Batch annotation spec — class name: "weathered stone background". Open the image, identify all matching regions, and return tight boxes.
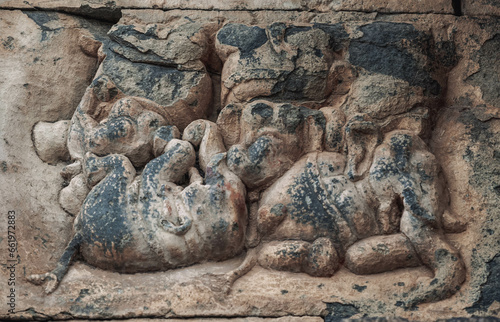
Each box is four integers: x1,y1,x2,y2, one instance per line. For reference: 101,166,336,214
0,0,498,321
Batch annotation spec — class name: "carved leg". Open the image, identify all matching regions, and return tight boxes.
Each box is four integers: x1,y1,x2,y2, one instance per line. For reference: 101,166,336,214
258,238,340,277
27,233,82,294
188,167,203,184
344,233,421,275
141,139,195,235
183,119,226,171
369,131,466,306
143,139,196,185
345,115,380,180
400,211,465,307
84,153,136,187
245,200,261,248
153,125,181,157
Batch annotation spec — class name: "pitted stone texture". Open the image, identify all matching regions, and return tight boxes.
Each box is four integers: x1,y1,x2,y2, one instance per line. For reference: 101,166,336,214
106,20,211,70
0,0,455,15
344,21,457,119
431,108,500,317
216,22,344,107
465,34,500,109
463,0,500,16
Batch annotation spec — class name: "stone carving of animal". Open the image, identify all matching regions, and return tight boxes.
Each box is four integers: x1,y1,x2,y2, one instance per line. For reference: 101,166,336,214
212,100,465,307
28,121,247,293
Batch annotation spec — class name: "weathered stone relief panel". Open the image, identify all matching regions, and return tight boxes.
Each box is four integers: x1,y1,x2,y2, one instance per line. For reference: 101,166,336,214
1,4,499,321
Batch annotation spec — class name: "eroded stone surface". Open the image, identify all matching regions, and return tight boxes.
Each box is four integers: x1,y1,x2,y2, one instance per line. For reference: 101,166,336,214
1,5,499,322
0,0,455,16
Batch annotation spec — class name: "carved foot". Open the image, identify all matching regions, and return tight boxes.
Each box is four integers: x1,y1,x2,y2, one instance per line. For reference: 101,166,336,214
27,272,59,294
201,273,233,294
188,167,203,184
153,126,181,157
61,160,82,180
202,248,259,295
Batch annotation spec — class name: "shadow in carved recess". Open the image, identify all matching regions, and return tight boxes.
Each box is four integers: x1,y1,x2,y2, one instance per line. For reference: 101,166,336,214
29,17,466,307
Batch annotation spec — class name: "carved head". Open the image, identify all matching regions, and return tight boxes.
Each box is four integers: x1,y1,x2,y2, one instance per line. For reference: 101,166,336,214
86,97,167,167
217,100,326,190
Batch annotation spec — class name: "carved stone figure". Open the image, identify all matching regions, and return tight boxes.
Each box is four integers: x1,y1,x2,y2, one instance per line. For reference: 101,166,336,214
29,120,247,293
213,99,465,306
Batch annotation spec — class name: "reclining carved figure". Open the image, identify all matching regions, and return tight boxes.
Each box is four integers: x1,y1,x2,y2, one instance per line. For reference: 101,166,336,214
29,120,247,293
214,100,465,307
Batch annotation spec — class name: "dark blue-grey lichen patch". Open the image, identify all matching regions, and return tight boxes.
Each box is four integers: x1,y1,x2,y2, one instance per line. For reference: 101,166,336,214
284,26,312,41
267,22,287,48
462,106,500,308
284,161,353,250
217,23,268,58
24,11,63,42
433,40,459,69
102,50,204,107
416,162,433,182
324,302,360,321
275,243,304,260
107,24,195,67
155,126,179,143
390,134,412,170
79,155,134,256
211,218,230,234
277,104,303,132
184,188,198,208
92,117,135,145
312,23,349,52
227,146,243,167
270,203,286,218
349,22,441,96
457,110,500,313
401,186,434,223
221,23,346,103
353,284,367,292
109,24,155,43
205,154,228,186
226,136,274,178
75,2,121,23
250,102,274,119
90,75,119,102
270,67,329,101
467,254,500,313
275,104,325,134
467,34,500,108
370,157,401,181
248,136,272,164
2,36,15,50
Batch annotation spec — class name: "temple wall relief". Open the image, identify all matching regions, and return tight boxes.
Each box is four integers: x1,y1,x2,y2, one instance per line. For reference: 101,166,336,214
0,4,499,320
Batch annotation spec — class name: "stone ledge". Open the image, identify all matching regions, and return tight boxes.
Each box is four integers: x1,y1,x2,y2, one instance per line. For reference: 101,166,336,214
0,0,455,17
